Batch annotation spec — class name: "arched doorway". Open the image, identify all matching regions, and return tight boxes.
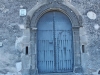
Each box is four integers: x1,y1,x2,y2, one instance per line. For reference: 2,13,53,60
37,11,73,73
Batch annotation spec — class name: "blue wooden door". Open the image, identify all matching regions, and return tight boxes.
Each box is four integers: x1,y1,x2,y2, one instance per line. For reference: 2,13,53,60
37,11,73,73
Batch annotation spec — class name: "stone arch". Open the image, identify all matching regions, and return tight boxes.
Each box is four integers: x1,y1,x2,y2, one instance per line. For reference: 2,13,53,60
22,1,83,75
26,1,82,28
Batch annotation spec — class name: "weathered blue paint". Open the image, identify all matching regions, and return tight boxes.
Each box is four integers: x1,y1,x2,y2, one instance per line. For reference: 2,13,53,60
37,11,73,73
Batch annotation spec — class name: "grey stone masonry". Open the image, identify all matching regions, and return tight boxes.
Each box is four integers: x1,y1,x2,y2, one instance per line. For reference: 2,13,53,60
0,0,100,75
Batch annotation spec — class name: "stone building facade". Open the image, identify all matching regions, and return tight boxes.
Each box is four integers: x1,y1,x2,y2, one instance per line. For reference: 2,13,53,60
0,0,100,75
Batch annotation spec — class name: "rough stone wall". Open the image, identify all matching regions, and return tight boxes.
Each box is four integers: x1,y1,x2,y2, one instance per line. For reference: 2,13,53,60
0,0,100,75
0,0,37,75
72,0,100,75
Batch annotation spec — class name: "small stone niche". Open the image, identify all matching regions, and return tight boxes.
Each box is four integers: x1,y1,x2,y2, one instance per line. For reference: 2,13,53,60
26,46,28,55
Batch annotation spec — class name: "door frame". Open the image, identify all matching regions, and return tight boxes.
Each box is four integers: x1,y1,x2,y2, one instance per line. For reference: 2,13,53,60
22,1,83,75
